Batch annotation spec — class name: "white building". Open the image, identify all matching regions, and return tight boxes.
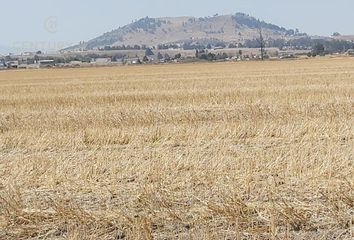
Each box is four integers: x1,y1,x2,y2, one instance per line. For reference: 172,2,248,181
69,61,83,66
91,58,112,64
6,60,19,68
346,49,354,56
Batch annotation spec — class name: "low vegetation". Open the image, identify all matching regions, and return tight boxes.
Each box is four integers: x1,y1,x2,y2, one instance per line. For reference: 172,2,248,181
0,58,353,239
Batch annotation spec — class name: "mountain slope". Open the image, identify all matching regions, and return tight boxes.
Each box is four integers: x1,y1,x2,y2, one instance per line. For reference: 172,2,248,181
67,13,304,51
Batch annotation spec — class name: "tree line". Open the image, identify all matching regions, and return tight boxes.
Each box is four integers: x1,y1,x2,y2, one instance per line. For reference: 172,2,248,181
97,37,354,55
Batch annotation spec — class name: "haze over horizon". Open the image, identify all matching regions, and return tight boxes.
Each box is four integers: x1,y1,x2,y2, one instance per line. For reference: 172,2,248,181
1,0,354,54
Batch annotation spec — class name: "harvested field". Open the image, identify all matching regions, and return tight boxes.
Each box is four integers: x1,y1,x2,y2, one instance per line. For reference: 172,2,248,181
0,58,353,239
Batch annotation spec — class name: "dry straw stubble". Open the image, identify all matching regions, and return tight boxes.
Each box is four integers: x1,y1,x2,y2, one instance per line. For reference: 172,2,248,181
0,58,353,239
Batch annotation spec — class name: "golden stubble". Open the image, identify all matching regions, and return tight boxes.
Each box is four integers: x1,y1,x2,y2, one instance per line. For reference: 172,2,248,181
0,58,353,239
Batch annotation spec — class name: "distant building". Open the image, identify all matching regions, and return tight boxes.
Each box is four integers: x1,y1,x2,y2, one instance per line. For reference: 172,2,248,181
39,60,55,67
91,58,112,64
6,61,19,69
347,49,354,56
69,61,82,66
26,64,40,69
18,64,28,69
126,58,141,65
21,52,34,56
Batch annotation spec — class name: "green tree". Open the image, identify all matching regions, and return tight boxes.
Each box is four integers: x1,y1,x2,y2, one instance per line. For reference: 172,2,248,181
157,52,164,60
145,48,154,56
312,43,325,56
164,53,171,60
257,27,266,60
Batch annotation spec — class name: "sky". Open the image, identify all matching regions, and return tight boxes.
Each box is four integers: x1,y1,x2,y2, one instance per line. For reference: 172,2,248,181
1,0,353,53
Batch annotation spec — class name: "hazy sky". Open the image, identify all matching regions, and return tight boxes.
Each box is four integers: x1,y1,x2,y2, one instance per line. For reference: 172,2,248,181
1,0,353,53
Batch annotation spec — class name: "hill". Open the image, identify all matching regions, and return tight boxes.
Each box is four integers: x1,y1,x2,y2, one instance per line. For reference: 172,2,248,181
332,35,354,42
66,13,305,51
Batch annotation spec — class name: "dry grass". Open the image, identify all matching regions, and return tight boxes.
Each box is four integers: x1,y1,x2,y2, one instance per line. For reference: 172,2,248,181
0,58,353,239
